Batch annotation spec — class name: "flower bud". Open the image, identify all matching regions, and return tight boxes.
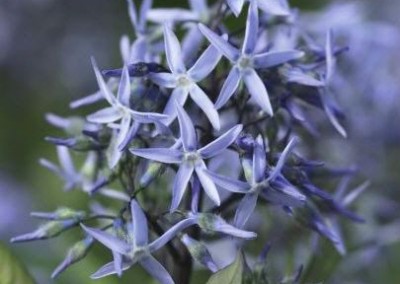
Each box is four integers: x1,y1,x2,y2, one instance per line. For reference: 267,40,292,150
30,207,86,221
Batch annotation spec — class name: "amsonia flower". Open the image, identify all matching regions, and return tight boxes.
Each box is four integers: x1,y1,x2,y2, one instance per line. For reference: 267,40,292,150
130,102,243,211
206,136,306,229
150,25,222,129
87,58,167,167
227,0,291,17
81,199,197,282
199,1,304,116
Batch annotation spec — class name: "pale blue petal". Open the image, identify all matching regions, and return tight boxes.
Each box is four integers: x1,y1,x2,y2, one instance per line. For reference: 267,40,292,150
325,29,335,83
204,170,250,193
127,0,138,32
112,251,123,277
90,261,133,279
252,135,266,183
198,24,240,62
268,137,298,181
117,65,131,106
162,87,189,125
175,102,197,151
130,199,148,246
147,8,198,23
234,193,258,228
107,131,123,169
214,216,257,239
284,68,325,87
91,57,118,105
188,44,222,82
199,124,243,159
343,181,369,206
39,158,61,177
129,37,148,63
80,224,130,255
242,0,258,55
188,0,207,12
149,72,178,88
120,35,131,64
116,116,131,149
139,255,174,284
164,25,186,74
87,107,122,124
321,91,347,137
45,113,69,129
182,25,204,64
254,50,304,68
128,109,169,124
226,0,245,17
57,146,76,178
138,0,152,33
171,163,194,212
118,120,140,151
257,0,290,16
70,91,103,109
195,161,220,206
215,67,241,109
189,84,220,130
130,148,183,164
243,69,273,115
148,218,197,251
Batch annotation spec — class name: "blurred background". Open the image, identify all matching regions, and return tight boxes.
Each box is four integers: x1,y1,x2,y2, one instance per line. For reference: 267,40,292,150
0,0,399,283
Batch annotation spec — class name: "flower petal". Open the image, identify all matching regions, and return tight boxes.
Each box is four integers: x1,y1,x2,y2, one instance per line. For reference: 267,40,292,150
254,50,304,69
268,137,298,181
325,29,335,83
149,72,178,88
91,57,118,105
195,161,220,206
198,24,240,62
112,251,123,277
138,0,152,32
226,0,245,17
214,216,257,239
175,101,197,151
164,25,186,74
252,135,266,183
188,43,222,82
117,65,131,106
116,116,131,149
199,124,243,159
234,193,258,228
215,67,241,109
162,87,189,125
80,224,130,255
257,0,290,16
87,107,122,124
139,255,174,284
243,69,273,115
90,260,133,279
242,0,259,55
57,146,76,178
189,84,220,130
130,199,149,246
70,91,103,109
204,170,250,193
171,163,195,212
118,120,140,151
130,148,183,164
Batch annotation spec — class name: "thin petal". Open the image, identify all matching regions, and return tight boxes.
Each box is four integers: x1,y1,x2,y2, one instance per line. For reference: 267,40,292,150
70,91,103,109
138,0,152,32
226,0,245,17
57,146,76,177
118,120,140,151
90,261,132,279
254,50,304,68
189,84,220,130
325,29,335,83
198,24,240,62
139,255,174,284
234,193,258,228
80,224,130,255
147,8,198,23
149,72,178,88
130,148,183,164
284,68,325,87
175,102,197,151
148,218,197,251
195,161,220,205
214,217,257,239
204,170,250,193
199,124,243,159
164,25,186,74
268,137,298,181
243,69,273,115
117,65,131,106
120,35,130,64
162,87,189,125
171,163,194,212
116,116,131,149
112,251,123,277
258,0,290,16
188,43,222,82
321,92,347,137
242,0,258,55
87,107,122,124
130,199,148,246
215,67,241,109
253,135,266,183
91,57,117,105
182,26,204,63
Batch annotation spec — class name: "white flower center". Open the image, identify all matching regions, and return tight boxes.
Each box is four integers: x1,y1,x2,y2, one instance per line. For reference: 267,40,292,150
177,75,192,87
237,55,254,71
184,151,200,165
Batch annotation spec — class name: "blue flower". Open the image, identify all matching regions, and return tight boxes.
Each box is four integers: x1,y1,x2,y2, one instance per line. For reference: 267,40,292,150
205,136,306,228
227,0,291,17
130,102,243,211
150,25,222,129
81,199,196,282
199,1,304,115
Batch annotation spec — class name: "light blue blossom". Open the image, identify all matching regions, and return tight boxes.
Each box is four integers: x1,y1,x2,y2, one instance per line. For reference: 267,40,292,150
227,0,291,17
150,25,222,129
199,1,304,115
130,102,243,211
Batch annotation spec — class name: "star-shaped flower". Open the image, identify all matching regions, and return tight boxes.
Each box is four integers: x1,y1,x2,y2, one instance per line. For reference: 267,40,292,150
87,58,167,168
205,136,306,228
130,102,243,211
81,199,196,282
199,1,304,115
150,25,222,130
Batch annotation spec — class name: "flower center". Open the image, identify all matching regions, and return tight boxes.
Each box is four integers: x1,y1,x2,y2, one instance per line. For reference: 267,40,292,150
237,55,254,70
184,151,200,164
177,75,192,87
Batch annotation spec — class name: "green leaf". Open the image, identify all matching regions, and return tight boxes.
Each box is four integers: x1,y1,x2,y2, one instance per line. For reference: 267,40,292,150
206,252,243,284
0,242,35,284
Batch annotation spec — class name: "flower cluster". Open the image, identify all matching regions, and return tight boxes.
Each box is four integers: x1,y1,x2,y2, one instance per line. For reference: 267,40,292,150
12,0,366,283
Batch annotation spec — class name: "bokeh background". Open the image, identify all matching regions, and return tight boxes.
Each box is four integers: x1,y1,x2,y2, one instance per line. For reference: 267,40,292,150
1,0,399,283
